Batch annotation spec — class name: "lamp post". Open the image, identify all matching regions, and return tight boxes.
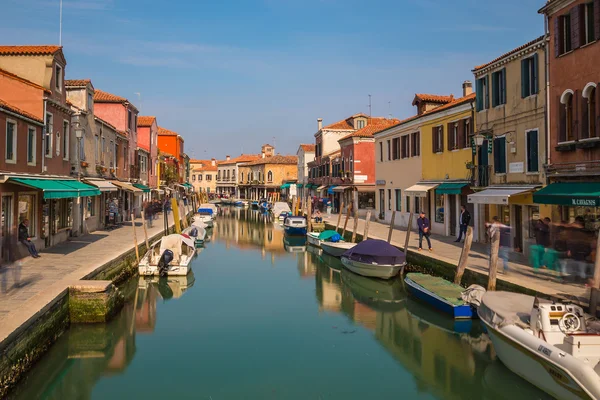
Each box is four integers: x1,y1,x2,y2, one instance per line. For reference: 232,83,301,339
75,127,84,181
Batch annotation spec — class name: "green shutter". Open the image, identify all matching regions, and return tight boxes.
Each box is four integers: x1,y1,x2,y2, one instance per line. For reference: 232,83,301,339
492,72,498,107
521,59,527,98
485,76,490,109
527,130,539,172
532,53,539,95
502,68,507,104
476,79,483,111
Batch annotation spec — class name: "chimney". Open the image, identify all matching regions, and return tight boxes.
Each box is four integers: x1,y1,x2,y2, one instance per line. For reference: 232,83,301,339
262,152,265,159
211,158,216,166
462,80,473,97
317,118,323,131
226,155,230,161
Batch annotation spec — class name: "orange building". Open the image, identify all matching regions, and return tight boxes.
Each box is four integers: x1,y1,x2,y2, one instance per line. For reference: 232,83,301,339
157,126,185,182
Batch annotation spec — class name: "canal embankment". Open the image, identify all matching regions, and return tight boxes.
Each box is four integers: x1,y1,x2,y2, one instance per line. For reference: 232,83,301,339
0,211,188,398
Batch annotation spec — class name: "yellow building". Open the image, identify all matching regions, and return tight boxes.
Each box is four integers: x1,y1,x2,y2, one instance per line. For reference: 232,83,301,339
418,90,475,237
189,159,218,193
238,155,298,200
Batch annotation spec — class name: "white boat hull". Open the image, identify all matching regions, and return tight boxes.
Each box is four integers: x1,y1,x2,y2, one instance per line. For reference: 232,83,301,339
340,257,403,279
306,232,321,247
321,242,356,257
138,261,192,276
481,319,600,400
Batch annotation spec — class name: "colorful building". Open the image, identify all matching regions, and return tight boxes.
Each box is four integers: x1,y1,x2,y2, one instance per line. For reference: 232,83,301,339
296,144,315,200
238,155,298,200
190,159,218,193
157,126,185,183
137,116,159,189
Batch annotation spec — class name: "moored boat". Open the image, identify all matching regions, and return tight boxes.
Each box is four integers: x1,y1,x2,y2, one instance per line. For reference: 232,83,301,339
340,239,405,279
272,202,291,219
478,291,600,400
138,234,195,276
182,225,207,247
404,272,484,319
321,241,357,257
306,230,342,248
283,216,307,236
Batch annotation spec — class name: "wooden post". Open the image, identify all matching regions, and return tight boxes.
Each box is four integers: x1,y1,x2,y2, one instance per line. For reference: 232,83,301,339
131,213,140,263
180,200,189,228
292,196,297,216
588,229,600,315
342,204,351,238
488,229,501,291
454,226,473,285
351,211,359,243
363,210,372,240
171,198,181,234
387,210,396,243
403,212,414,252
307,199,312,232
336,202,345,232
141,211,150,251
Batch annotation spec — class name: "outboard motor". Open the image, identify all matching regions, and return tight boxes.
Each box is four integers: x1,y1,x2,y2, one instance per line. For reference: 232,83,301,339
189,227,198,238
157,249,174,277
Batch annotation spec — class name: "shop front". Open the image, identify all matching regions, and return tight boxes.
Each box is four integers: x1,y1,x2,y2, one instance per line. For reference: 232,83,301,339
110,181,144,221
533,182,600,231
83,179,119,233
406,182,438,232
432,182,471,238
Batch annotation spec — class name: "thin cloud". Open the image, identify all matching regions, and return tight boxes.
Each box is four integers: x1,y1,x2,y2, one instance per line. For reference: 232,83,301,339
434,24,516,33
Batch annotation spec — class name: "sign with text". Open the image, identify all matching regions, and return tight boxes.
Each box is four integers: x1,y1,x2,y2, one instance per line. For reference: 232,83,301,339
509,162,524,174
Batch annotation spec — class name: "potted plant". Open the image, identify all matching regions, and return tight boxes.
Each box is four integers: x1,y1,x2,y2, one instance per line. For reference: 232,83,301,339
80,161,89,168
96,165,104,175
465,161,475,170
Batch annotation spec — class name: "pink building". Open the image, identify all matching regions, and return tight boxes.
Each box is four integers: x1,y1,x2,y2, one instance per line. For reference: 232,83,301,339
137,116,158,188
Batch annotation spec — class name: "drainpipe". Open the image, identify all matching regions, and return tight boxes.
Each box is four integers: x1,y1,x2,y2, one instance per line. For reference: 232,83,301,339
544,14,551,180
42,99,47,174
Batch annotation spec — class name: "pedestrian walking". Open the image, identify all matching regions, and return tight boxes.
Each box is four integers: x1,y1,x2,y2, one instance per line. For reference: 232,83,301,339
565,217,593,282
18,219,40,258
455,205,471,242
530,217,550,271
417,211,432,251
144,202,154,228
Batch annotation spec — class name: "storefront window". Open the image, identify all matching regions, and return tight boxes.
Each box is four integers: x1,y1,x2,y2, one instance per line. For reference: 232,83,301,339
358,192,375,209
499,205,510,225
18,194,36,236
528,206,540,238
54,198,73,231
560,206,600,230
435,191,444,223
85,197,96,219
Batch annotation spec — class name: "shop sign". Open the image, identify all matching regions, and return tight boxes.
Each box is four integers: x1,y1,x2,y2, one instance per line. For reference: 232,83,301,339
571,198,598,207
509,162,524,174
376,180,386,185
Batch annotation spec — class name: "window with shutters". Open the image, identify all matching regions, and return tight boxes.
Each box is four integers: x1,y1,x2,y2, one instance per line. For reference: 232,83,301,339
411,132,420,156
388,189,392,211
448,122,459,150
582,85,597,139
401,135,410,158
492,69,507,107
493,136,507,174
559,91,575,142
387,140,391,161
559,14,573,54
395,189,401,212
521,55,539,98
432,126,444,153
462,118,471,148
476,76,489,111
526,130,539,173
583,2,595,45
379,141,383,162
392,137,400,160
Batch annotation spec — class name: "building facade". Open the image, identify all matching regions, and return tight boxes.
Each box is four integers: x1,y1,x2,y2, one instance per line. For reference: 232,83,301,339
157,126,185,183
296,144,315,200
190,159,218,193
137,116,159,188
238,155,298,200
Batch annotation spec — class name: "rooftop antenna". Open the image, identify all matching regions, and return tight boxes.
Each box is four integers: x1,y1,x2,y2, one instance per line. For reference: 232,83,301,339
59,0,63,46
368,94,372,116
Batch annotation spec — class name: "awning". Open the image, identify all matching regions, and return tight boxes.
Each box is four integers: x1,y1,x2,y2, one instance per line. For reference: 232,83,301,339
182,183,193,189
327,186,337,194
316,185,327,191
405,183,439,198
110,181,144,195
296,183,303,188
533,182,600,207
10,178,101,199
435,182,468,195
83,179,118,192
133,183,151,193
333,186,350,192
281,183,291,189
355,185,376,193
468,187,536,205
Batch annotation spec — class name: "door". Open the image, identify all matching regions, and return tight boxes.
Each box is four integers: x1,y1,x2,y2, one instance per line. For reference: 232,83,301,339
449,195,457,236
478,140,489,187
379,189,385,218
1,195,13,260
514,205,523,252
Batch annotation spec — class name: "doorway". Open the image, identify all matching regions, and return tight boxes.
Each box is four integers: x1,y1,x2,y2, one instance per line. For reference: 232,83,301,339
379,189,385,218
514,205,523,252
1,195,14,260
478,140,489,187
449,195,457,236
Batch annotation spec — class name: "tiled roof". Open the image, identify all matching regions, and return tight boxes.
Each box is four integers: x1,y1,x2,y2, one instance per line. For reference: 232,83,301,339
0,97,43,123
94,89,127,103
412,94,453,106
191,160,218,172
138,116,156,127
299,144,316,152
339,118,401,141
0,45,62,56
473,36,546,72
65,79,92,88
158,126,178,136
218,154,262,165
241,155,298,166
323,117,354,130
0,67,49,92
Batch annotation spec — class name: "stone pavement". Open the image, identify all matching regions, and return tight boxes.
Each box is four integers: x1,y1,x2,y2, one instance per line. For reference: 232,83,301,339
0,212,177,338
323,213,591,304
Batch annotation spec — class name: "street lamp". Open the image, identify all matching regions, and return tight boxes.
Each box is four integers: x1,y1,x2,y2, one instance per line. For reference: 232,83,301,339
75,127,85,181
473,133,486,147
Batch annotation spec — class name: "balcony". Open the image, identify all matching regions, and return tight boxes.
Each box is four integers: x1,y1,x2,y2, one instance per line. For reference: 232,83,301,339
468,165,491,188
546,161,600,178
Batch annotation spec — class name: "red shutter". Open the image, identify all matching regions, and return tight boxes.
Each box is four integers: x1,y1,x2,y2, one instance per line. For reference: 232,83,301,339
554,16,561,57
558,96,567,142
573,89,580,140
571,6,581,49
582,94,590,139
595,0,600,41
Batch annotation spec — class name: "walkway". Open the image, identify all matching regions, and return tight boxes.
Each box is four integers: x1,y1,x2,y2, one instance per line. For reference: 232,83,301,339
0,213,177,340
324,213,591,304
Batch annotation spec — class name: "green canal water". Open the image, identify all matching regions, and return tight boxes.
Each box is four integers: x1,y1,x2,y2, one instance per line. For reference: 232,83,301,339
9,208,552,400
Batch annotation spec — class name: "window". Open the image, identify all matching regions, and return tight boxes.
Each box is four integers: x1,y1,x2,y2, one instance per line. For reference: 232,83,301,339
110,141,115,167
54,198,73,230
19,194,37,235
45,113,53,157
62,120,69,160
414,197,420,214
583,85,598,139
476,76,489,111
55,64,62,91
192,174,196,181
356,119,365,129
27,126,36,165
5,120,16,162
584,2,596,45
435,191,445,223
493,136,507,174
84,197,96,219
432,126,444,153
358,191,375,209
411,132,420,156
267,171,273,182
526,130,539,173
559,91,575,142
557,14,572,55
101,137,106,164
388,189,392,211
387,140,391,161
491,68,507,107
462,119,471,148
392,137,400,160
127,110,132,131
199,174,203,181
406,195,411,213
206,174,212,181
79,135,85,161
395,189,401,211
349,155,354,172
134,115,137,133
401,135,410,158
447,122,459,150
521,55,539,98
379,142,383,162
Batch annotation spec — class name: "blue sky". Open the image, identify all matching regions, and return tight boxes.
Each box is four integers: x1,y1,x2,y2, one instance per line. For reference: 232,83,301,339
3,0,544,159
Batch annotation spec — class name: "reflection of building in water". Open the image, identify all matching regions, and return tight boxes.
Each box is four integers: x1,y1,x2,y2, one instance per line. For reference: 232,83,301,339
296,251,319,279
315,262,342,312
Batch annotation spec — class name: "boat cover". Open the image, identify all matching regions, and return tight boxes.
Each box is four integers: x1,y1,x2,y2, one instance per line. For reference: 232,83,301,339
160,234,183,263
478,291,534,328
272,202,291,216
342,239,405,265
406,273,466,306
318,230,341,242
199,203,218,213
197,208,214,215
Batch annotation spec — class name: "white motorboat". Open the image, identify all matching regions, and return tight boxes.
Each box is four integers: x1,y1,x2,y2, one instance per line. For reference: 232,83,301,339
307,230,343,248
321,241,357,257
138,234,195,276
182,225,206,247
193,213,214,227
283,216,307,236
478,291,600,400
199,203,218,216
272,202,291,219
340,239,406,279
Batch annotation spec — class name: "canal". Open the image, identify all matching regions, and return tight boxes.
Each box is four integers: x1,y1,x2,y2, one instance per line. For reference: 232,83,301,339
9,208,552,400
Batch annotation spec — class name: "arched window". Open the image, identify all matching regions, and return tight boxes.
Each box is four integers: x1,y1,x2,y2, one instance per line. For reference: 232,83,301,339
267,171,273,182
559,90,574,142
583,83,597,139
240,172,244,182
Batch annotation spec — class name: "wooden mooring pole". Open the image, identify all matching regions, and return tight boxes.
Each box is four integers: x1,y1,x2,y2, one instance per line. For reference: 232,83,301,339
336,202,344,233
588,229,600,315
454,226,473,285
307,199,313,232
141,211,150,251
387,211,396,244
487,229,500,291
404,212,414,252
131,213,140,263
341,204,351,238
351,211,359,243
363,210,372,240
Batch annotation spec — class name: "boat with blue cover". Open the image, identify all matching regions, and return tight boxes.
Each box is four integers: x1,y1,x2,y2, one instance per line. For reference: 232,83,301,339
404,272,481,319
306,229,342,247
340,239,405,279
283,216,307,236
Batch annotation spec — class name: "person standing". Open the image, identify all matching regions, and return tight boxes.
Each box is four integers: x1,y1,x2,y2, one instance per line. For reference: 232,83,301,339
455,205,471,242
18,219,40,258
417,211,433,252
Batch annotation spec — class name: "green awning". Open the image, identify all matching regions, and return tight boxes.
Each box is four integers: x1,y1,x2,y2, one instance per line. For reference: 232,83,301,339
280,183,291,189
133,183,151,193
296,183,303,188
435,182,468,195
182,183,193,189
10,178,101,199
533,182,600,207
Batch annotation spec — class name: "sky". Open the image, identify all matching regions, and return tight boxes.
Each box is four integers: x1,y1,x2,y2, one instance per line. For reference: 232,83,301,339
2,0,545,160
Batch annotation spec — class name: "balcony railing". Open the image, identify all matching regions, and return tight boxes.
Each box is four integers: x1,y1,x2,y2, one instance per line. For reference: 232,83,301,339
468,165,491,187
